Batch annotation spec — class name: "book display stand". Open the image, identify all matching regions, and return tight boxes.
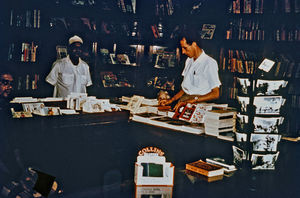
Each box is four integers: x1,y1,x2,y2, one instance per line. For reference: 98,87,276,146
234,59,287,170
134,147,174,186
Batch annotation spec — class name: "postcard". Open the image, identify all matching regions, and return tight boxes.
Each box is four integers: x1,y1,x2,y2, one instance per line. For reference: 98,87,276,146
251,152,280,170
256,79,288,95
253,116,284,133
250,134,281,152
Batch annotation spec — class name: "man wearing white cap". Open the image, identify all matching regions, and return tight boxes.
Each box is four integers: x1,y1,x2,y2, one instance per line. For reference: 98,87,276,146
46,35,92,98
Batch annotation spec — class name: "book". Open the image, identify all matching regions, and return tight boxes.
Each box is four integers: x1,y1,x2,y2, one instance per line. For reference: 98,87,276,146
185,160,224,177
205,109,235,120
218,131,235,142
185,170,223,183
206,157,236,171
200,24,216,40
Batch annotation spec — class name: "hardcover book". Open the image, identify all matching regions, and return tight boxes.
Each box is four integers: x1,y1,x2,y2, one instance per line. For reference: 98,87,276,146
185,160,224,177
185,170,223,183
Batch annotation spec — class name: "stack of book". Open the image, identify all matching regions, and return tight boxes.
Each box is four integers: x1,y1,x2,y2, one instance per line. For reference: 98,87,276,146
185,160,224,182
204,109,236,141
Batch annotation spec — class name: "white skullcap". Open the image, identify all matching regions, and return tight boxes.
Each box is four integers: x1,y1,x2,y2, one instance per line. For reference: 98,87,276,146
69,35,83,45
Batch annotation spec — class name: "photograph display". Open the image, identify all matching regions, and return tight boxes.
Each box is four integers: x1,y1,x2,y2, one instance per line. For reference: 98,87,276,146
254,96,285,115
253,116,284,133
237,96,249,113
250,134,281,152
256,79,288,96
251,152,279,170
237,77,251,95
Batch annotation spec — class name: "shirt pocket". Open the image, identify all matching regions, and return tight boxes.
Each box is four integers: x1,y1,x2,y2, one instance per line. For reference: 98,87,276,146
80,75,87,85
60,73,74,85
193,70,207,86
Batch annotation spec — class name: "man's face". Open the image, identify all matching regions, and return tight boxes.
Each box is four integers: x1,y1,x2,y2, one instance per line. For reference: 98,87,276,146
0,74,13,98
180,38,196,58
70,42,82,58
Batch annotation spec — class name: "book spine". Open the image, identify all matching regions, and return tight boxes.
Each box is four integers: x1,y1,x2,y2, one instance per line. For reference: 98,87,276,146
33,9,37,28
10,9,14,26
185,164,209,177
37,10,40,28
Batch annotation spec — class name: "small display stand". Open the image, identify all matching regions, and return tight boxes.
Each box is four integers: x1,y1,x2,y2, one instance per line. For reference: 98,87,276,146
134,147,174,186
234,58,287,170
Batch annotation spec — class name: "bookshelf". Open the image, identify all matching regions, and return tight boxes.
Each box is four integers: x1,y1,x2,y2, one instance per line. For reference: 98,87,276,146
220,0,300,138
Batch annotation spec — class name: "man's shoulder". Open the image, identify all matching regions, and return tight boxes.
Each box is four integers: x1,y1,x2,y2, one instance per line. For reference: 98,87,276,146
203,54,217,66
53,57,68,66
79,59,90,68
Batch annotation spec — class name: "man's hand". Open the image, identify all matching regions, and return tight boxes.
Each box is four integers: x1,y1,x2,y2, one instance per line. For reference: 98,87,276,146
173,101,187,112
159,99,173,106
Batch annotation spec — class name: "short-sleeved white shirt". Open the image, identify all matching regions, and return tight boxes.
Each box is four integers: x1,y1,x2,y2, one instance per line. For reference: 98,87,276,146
181,51,221,95
46,56,92,98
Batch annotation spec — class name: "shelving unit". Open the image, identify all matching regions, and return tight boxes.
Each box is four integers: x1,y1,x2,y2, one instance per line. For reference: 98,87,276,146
220,0,300,138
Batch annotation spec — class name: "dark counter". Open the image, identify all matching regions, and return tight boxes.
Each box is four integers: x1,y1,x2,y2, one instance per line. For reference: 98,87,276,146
6,115,300,197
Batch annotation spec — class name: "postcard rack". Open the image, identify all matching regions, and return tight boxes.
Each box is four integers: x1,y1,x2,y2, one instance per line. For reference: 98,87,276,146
233,60,288,170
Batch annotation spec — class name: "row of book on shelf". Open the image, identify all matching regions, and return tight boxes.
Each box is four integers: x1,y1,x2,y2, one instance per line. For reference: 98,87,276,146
229,0,264,14
229,0,300,14
9,9,41,28
219,49,300,78
15,74,40,91
273,24,300,42
225,18,265,41
8,42,38,62
117,0,175,15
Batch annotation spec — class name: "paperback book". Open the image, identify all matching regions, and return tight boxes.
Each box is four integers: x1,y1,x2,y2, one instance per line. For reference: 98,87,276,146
185,160,224,177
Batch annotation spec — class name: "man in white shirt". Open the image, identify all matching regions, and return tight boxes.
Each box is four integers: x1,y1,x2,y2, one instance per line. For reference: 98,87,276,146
46,35,92,98
160,30,221,111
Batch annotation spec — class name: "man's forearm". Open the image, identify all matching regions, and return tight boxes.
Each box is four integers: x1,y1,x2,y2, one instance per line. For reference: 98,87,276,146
170,89,185,102
187,87,220,103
